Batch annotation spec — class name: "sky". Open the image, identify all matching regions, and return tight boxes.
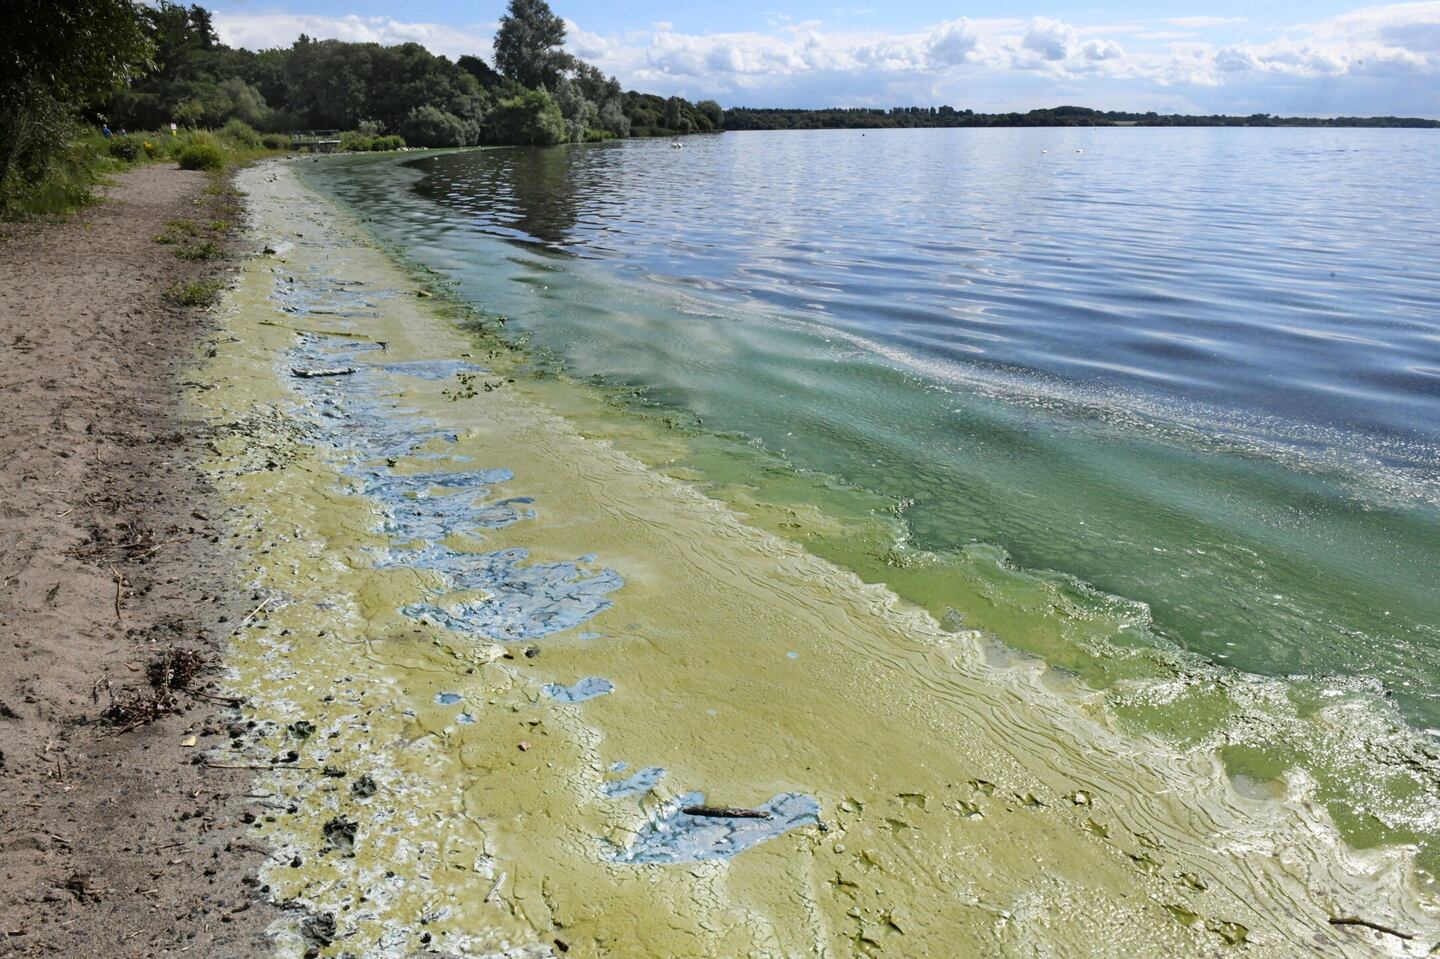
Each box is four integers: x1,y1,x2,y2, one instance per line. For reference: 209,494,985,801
208,1,1440,116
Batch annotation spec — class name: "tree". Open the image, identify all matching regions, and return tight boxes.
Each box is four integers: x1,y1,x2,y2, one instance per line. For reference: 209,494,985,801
493,0,573,90
457,55,506,91
1,0,153,211
401,104,473,147
662,96,694,133
486,89,565,145
696,99,723,131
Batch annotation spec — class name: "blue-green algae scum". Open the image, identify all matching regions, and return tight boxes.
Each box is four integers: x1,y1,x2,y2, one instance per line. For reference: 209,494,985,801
201,135,1439,958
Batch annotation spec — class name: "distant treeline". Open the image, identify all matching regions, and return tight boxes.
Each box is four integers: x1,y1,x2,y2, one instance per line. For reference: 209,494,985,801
95,0,723,147
3,0,725,215
724,105,1440,130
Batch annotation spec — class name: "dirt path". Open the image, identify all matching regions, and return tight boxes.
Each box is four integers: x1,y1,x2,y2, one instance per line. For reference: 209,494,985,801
0,166,272,957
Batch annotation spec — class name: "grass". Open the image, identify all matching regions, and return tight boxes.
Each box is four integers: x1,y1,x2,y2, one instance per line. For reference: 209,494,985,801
4,123,284,221
178,143,225,171
163,279,225,307
174,240,223,261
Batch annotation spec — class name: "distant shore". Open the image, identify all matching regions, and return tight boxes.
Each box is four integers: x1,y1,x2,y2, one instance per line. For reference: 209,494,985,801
723,104,1440,130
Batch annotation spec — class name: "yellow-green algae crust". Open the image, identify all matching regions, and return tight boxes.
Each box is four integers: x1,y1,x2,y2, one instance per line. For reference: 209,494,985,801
191,161,1437,958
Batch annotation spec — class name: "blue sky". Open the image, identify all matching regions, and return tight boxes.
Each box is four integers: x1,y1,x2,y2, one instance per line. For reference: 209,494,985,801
210,1,1440,116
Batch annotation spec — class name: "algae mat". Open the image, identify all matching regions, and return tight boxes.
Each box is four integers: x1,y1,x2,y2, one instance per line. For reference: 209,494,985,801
197,162,1436,958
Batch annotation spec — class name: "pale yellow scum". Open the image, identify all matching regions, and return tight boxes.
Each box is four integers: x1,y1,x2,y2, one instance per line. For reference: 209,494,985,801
192,161,1437,959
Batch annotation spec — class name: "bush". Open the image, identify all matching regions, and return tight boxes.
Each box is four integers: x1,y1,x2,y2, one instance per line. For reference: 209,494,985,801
583,128,615,142
220,118,261,149
401,105,478,148
486,90,565,146
177,143,225,171
340,130,406,152
174,240,222,260
339,130,371,152
108,134,144,162
163,279,224,307
261,133,288,150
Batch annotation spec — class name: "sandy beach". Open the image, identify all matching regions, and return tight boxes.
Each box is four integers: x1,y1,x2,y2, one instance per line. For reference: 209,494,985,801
0,167,274,956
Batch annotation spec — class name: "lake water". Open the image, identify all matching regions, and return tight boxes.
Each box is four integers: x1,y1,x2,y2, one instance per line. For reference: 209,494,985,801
302,127,1440,871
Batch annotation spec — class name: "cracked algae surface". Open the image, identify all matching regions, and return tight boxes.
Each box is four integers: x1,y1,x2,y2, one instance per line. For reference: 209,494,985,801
193,161,1437,958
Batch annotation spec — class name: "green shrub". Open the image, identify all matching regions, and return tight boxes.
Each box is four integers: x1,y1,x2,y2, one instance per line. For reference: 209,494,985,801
221,118,261,149
163,279,224,307
177,143,225,171
156,135,185,159
583,128,615,142
185,129,224,150
339,131,406,152
108,134,144,162
261,133,288,150
486,91,565,146
174,240,222,260
402,105,479,148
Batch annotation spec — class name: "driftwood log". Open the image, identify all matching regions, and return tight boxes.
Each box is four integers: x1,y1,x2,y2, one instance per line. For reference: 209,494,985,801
290,367,357,378
681,805,772,819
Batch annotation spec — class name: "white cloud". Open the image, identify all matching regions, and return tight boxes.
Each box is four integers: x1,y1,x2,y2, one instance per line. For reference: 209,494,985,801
1022,17,1076,61
1161,17,1249,29
211,4,1440,116
926,19,979,66
1081,39,1126,61
213,12,494,60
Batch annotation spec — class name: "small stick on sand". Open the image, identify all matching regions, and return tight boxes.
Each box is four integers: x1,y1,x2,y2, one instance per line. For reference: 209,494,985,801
1328,916,1414,940
204,761,314,771
290,367,357,378
109,566,123,621
235,597,273,631
681,806,772,819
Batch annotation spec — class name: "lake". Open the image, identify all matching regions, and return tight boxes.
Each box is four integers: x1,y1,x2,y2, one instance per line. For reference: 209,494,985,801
303,126,1440,870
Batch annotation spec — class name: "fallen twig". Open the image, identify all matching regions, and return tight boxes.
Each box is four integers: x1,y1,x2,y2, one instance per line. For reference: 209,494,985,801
681,805,772,819
204,761,314,771
235,597,273,631
1328,916,1414,940
290,367,357,378
109,566,123,621
183,688,244,706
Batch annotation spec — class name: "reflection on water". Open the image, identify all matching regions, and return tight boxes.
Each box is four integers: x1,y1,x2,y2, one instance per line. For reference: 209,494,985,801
301,129,1440,867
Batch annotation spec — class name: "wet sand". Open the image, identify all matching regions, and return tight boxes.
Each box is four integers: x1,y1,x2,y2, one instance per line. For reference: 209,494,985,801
197,160,1438,958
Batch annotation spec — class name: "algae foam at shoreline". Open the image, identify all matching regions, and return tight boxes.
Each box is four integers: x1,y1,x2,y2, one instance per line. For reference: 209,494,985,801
298,128,1440,881
201,158,1437,957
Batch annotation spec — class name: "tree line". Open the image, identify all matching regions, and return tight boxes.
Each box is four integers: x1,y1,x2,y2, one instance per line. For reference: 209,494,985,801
0,0,723,213
724,104,1440,130
100,0,724,146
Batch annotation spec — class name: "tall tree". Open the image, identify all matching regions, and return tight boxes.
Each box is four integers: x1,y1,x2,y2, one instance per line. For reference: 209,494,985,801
1,0,152,211
493,0,573,90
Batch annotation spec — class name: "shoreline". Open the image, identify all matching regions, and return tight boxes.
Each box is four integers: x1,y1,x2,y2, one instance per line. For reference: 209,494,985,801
306,143,1440,878
196,158,1439,956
